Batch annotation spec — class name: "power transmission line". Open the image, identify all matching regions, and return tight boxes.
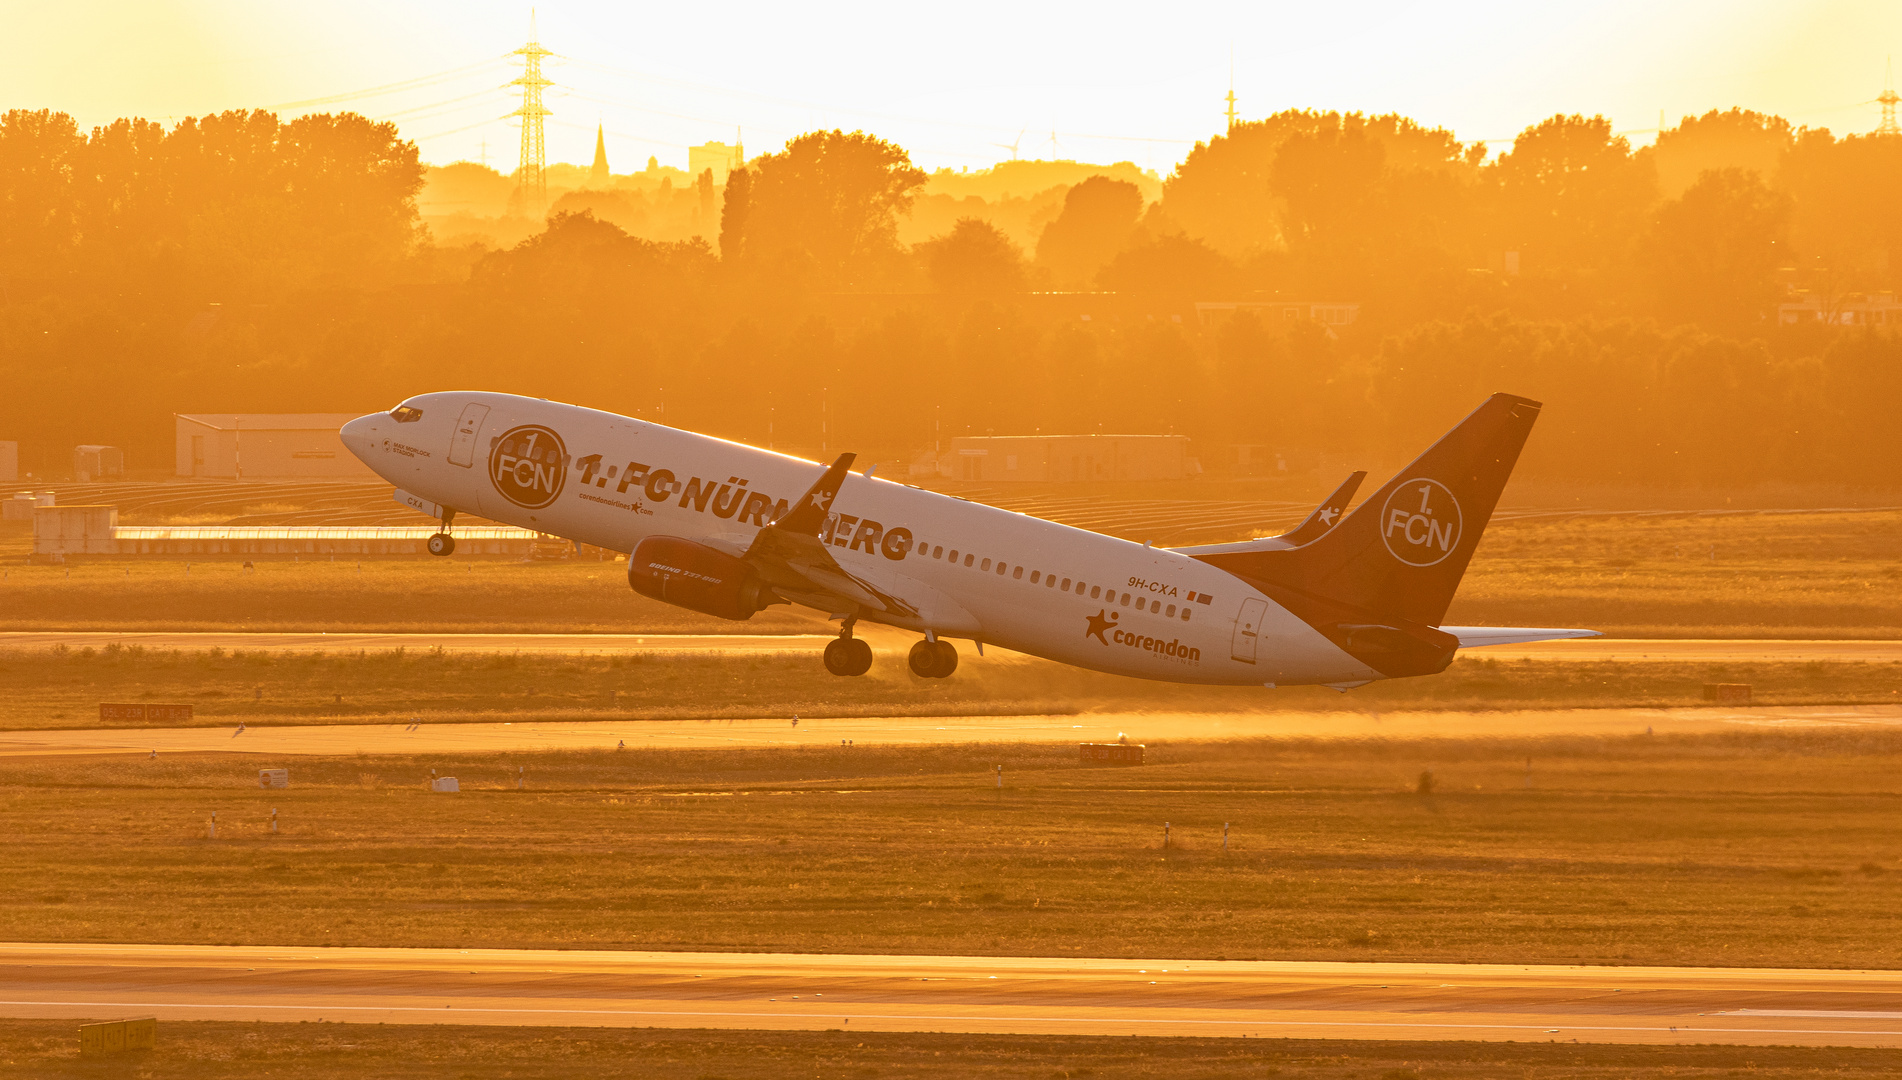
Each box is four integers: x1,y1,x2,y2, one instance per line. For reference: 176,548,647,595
511,17,553,211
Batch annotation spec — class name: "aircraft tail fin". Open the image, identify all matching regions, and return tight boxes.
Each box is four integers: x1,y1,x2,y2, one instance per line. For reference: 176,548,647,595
1191,394,1542,677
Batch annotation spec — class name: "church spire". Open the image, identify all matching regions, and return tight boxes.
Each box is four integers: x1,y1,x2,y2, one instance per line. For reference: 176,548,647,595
590,122,610,186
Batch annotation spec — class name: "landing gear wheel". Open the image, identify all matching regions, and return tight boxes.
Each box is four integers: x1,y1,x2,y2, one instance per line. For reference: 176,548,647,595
908,640,938,678
427,532,456,557
909,639,959,679
824,637,873,677
930,639,958,678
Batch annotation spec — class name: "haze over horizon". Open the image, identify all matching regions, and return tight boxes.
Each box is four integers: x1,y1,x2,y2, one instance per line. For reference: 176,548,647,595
7,0,1900,173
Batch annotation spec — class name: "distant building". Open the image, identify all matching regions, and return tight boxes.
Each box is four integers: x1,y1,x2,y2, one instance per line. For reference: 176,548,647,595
936,435,1193,483
589,123,610,186
174,414,373,479
688,141,744,184
1778,291,1902,326
72,445,123,482
1195,300,1360,328
0,440,16,483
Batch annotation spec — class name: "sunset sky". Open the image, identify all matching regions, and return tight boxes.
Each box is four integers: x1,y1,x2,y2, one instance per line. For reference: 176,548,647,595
7,0,1898,173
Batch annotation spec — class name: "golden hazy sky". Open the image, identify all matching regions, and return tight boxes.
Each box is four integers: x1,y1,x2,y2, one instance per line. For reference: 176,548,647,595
5,0,1899,172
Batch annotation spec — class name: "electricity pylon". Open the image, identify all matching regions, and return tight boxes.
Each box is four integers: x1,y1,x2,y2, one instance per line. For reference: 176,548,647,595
1879,58,1900,136
512,16,554,212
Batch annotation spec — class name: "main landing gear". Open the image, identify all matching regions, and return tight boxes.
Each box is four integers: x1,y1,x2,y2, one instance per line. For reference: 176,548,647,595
823,619,874,677
907,637,958,679
427,507,458,557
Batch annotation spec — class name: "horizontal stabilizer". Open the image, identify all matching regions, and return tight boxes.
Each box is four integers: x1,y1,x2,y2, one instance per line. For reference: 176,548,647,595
1443,627,1603,648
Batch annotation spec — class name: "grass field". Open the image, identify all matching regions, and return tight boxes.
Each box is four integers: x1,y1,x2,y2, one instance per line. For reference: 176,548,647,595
2,730,1899,968
2,646,1900,731
5,1021,1899,1079
3,509,1898,637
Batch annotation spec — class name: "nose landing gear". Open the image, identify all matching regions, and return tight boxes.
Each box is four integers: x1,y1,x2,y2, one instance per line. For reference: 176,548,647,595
823,618,874,677
427,507,458,557
907,638,959,679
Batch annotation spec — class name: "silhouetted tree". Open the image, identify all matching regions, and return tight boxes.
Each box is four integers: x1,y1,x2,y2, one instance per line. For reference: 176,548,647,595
1654,108,1792,198
1488,114,1655,279
1158,110,1339,256
719,165,751,261
1096,234,1237,298
1034,176,1142,288
1646,168,1791,329
0,109,84,285
918,217,1025,297
743,129,926,285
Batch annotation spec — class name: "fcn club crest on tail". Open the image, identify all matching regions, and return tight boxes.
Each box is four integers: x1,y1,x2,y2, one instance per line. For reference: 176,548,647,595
1381,478,1462,566
490,425,568,509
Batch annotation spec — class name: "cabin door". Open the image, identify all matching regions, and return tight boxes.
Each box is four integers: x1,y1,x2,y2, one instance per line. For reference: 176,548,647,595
1231,597,1267,663
448,403,490,468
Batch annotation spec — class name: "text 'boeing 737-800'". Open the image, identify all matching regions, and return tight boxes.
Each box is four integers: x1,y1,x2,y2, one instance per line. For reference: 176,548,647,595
339,392,1596,686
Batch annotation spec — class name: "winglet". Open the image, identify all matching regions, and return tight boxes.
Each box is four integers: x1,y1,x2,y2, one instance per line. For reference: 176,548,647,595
770,453,856,535
1274,470,1367,547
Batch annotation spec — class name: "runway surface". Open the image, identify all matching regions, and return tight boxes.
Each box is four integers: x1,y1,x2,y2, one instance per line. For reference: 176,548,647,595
2,630,1898,663
3,943,1898,1046
2,704,1897,758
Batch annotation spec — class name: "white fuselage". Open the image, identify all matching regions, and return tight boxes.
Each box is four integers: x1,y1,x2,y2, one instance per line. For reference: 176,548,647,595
341,392,1378,687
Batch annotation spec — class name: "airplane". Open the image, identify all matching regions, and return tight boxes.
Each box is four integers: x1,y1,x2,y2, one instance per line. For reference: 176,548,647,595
339,392,1595,688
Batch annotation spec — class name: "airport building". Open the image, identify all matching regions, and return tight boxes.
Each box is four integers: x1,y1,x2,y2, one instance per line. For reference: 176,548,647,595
174,413,373,479
936,435,1193,483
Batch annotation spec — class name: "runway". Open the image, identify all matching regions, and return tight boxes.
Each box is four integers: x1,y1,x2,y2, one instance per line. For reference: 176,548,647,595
2,704,1897,758
2,943,1898,1046
2,630,1897,663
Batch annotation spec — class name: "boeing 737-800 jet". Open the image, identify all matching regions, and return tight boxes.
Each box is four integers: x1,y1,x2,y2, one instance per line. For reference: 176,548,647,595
338,392,1594,687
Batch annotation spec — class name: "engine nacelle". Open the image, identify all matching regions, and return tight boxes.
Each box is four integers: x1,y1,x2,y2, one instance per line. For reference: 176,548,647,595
628,535,779,621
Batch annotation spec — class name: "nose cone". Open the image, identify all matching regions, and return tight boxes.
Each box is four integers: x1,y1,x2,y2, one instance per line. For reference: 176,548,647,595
339,413,381,464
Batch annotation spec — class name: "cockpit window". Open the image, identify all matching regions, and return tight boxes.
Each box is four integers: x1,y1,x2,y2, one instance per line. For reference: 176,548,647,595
391,406,424,423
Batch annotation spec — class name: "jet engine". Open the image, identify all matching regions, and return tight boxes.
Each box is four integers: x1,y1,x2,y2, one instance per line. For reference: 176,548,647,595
628,536,780,621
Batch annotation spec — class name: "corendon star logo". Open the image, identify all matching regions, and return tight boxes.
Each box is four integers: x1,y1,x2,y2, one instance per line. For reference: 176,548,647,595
1085,609,1119,645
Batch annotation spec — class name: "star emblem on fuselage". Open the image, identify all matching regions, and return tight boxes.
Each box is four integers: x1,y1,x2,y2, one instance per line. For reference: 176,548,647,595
1320,507,1339,525
1085,608,1118,645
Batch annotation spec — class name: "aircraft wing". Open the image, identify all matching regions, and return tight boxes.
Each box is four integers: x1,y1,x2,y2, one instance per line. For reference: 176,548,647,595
740,454,921,620
1441,627,1603,648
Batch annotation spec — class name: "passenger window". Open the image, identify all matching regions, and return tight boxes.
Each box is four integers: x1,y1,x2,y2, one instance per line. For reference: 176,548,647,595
949,549,959,562
1030,571,1040,584
981,559,991,571
997,562,1007,575
1090,586,1101,599
1061,578,1071,591
1046,575,1056,588
1135,597,1146,611
1166,604,1176,616
606,465,618,478
964,554,974,567
933,546,943,559
1182,609,1191,621
1013,566,1024,580
1120,593,1130,606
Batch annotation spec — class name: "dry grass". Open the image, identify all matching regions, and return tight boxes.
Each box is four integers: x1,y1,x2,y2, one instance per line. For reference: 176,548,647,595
2,731,1899,967
2,1020,1897,1079
1447,510,1902,637
1,646,1899,730
2,509,1898,637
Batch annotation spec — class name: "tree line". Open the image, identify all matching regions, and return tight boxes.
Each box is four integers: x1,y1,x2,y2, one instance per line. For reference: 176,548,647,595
0,106,1897,489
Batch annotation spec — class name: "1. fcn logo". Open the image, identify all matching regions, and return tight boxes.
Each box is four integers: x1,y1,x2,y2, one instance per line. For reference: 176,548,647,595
1380,478,1462,567
489,425,567,509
